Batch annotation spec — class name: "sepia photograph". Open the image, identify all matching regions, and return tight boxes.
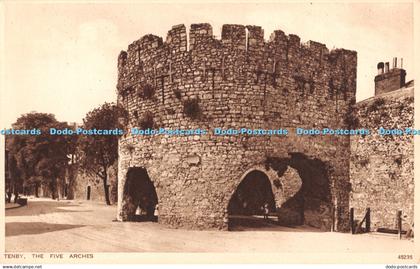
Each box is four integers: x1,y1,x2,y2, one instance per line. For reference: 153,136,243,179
0,0,418,266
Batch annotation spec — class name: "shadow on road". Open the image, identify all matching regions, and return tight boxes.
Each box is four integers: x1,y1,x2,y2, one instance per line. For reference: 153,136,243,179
5,203,24,210
130,215,158,222
6,222,85,237
5,200,89,217
228,215,327,232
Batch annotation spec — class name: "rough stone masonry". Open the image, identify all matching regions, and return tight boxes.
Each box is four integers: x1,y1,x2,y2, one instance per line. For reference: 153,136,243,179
114,23,410,232
350,61,414,232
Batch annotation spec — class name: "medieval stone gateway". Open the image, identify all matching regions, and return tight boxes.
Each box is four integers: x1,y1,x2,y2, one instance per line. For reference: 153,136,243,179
116,23,358,232
122,167,158,221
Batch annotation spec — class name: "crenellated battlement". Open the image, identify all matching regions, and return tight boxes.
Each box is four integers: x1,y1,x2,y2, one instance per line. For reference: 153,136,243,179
118,23,356,63
116,23,357,133
117,23,356,67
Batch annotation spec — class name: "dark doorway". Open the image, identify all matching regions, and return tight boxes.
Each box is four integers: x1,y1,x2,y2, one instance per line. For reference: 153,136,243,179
228,170,276,229
86,186,91,200
123,167,158,222
266,153,332,230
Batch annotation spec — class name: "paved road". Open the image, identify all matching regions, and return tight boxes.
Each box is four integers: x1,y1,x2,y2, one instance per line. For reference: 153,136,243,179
5,198,414,253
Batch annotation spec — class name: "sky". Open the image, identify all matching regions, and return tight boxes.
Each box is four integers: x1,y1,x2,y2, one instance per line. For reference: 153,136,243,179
0,1,414,127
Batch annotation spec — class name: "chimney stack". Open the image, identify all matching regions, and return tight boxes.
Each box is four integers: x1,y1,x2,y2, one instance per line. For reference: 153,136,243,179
377,62,384,75
374,58,406,95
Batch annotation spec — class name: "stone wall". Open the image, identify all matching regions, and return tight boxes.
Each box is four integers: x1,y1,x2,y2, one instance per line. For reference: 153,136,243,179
116,23,357,231
71,163,118,204
349,86,414,231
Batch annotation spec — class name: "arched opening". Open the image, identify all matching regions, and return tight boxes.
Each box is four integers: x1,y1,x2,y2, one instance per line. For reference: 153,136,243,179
277,166,303,225
123,167,158,222
228,170,276,229
267,153,332,231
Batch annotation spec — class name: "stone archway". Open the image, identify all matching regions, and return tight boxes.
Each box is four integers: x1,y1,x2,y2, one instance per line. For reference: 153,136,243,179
122,167,158,221
267,153,333,230
227,170,277,229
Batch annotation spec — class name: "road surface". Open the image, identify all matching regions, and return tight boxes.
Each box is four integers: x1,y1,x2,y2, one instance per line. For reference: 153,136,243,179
5,197,414,253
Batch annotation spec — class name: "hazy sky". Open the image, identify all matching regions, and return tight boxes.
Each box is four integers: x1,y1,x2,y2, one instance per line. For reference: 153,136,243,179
0,2,414,127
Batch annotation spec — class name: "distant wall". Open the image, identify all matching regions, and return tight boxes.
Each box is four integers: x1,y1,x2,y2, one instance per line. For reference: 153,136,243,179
71,162,118,204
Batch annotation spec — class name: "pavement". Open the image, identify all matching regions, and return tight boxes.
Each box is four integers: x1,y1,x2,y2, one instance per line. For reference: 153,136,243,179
5,197,415,253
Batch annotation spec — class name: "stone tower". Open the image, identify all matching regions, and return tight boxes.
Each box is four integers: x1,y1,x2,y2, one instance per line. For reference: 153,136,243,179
116,23,357,231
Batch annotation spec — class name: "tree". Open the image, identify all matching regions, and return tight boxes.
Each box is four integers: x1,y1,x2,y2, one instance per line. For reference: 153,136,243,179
5,138,20,202
77,102,127,205
7,113,73,200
